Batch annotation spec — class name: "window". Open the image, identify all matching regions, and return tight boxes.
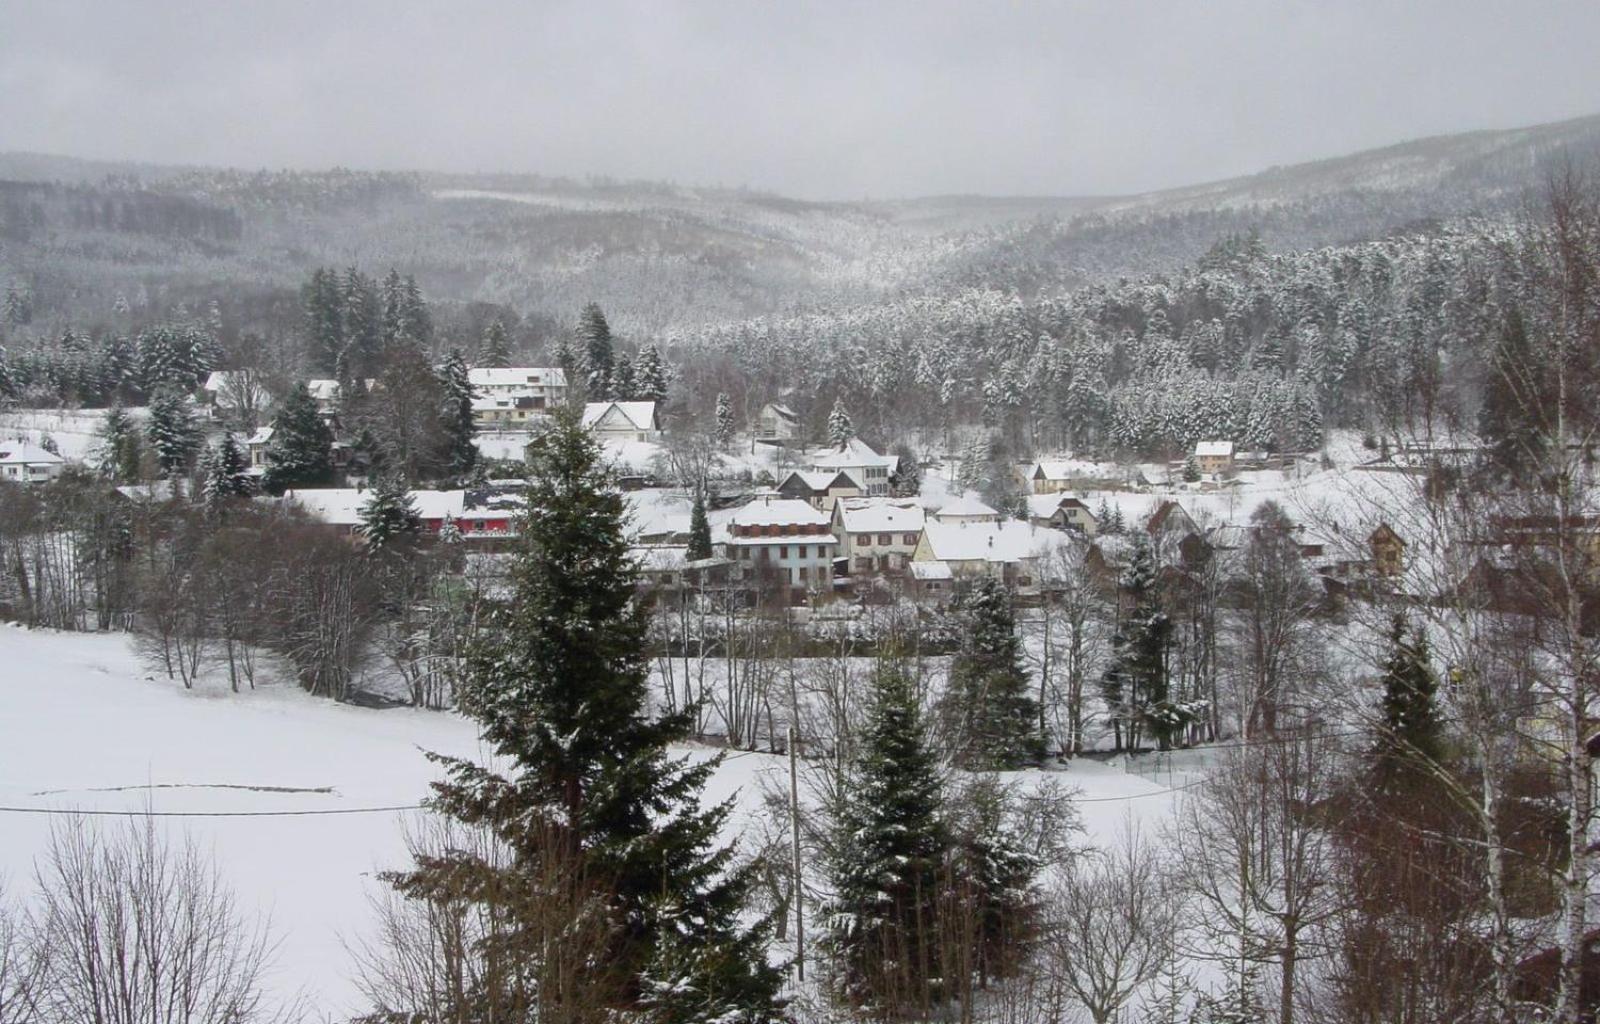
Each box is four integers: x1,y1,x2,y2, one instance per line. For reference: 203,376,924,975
779,545,788,558
878,533,892,546
798,566,809,582
904,533,918,545
797,545,808,559
856,557,872,570
857,534,871,547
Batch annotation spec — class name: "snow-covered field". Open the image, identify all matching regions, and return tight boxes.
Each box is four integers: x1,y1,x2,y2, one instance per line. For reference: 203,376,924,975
0,407,146,462
0,626,1186,1017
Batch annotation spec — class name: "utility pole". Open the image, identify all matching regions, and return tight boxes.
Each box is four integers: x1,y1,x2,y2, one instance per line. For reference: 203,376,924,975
789,724,805,983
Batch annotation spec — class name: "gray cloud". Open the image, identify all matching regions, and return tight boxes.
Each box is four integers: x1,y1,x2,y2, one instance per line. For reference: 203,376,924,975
2,0,1597,199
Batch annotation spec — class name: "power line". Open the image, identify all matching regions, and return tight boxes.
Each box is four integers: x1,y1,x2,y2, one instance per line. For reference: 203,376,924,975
0,803,423,818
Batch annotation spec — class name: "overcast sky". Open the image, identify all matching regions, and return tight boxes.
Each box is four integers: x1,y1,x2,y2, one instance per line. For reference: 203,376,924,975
2,1,1597,200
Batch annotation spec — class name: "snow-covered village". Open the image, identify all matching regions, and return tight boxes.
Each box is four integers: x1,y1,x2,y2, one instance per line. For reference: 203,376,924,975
3,6,1600,1023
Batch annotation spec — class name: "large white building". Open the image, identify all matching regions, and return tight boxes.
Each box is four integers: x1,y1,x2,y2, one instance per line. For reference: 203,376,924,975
723,497,837,602
469,367,568,429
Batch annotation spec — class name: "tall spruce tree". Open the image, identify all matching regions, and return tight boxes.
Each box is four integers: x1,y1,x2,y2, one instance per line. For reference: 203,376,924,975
94,406,143,483
1478,309,1547,483
579,302,615,398
302,268,347,376
635,344,668,402
437,347,478,481
263,382,335,494
612,353,637,401
827,397,855,448
825,655,948,1016
200,434,252,519
145,386,201,481
387,409,782,1023
939,576,1044,768
1101,535,1177,750
714,392,736,446
1372,614,1445,789
687,489,714,561
480,318,513,368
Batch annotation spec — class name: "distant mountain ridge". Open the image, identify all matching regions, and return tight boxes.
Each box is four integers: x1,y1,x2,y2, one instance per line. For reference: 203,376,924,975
1,111,1598,333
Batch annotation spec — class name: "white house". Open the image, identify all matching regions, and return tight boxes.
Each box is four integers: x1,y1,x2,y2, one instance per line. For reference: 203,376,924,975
238,427,274,473
0,441,65,485
1026,494,1098,535
1194,440,1236,475
932,495,1001,525
755,402,801,443
832,498,925,576
469,367,568,429
911,519,1064,593
582,401,661,441
722,497,837,602
809,438,898,497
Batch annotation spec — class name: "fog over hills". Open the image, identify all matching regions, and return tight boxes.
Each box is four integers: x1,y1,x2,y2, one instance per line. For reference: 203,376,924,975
2,111,1598,336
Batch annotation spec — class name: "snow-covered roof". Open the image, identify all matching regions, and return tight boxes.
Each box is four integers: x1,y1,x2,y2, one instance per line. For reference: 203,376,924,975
582,401,658,431
1195,440,1235,457
910,560,953,581
810,437,897,472
933,495,999,520
836,498,925,533
1025,493,1092,519
919,520,1056,564
1031,458,1116,480
239,427,274,446
761,402,799,421
780,469,862,493
284,488,465,527
306,379,340,401
0,441,64,466
468,367,566,389
633,544,690,573
729,497,833,528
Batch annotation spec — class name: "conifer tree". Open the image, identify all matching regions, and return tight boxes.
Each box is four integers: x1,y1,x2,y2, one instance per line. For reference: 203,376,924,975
1183,454,1202,482
1372,614,1444,789
579,302,614,398
263,383,335,494
824,655,947,1016
436,347,478,481
145,385,201,481
359,474,422,551
480,318,512,368
1101,536,1177,750
381,269,407,350
612,352,636,401
94,406,144,482
1478,309,1546,483
889,442,921,497
343,267,384,377
635,343,669,402
387,409,782,1023
939,576,1043,768
687,489,714,561
827,397,855,448
714,392,735,446
200,434,252,519
302,268,347,376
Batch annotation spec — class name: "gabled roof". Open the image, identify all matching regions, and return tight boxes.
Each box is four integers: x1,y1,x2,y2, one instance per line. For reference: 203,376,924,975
811,437,897,472
582,401,658,431
910,560,953,581
1146,500,1195,535
934,495,999,520
1025,493,1093,519
779,469,861,494
239,427,274,447
1195,440,1235,457
468,367,567,388
0,441,64,466
836,498,925,533
760,402,799,422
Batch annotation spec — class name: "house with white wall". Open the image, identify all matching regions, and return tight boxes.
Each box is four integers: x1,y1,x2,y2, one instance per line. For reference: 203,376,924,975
0,441,64,484
582,401,661,441
809,438,897,497
832,498,925,576
722,497,837,603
